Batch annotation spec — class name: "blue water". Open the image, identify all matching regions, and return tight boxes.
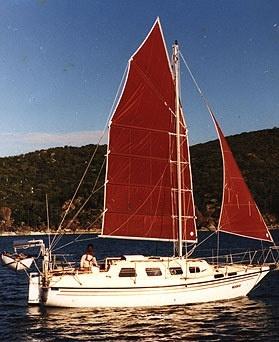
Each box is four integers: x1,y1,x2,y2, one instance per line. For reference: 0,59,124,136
1,232,279,341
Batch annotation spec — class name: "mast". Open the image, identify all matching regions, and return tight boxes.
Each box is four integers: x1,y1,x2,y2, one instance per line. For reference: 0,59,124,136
173,40,183,257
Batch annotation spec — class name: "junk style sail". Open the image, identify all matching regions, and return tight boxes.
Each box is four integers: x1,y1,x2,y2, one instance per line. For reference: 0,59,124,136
102,21,197,243
210,112,273,242
1,18,278,308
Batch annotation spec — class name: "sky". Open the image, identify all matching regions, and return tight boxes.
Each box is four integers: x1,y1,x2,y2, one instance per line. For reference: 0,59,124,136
0,0,278,157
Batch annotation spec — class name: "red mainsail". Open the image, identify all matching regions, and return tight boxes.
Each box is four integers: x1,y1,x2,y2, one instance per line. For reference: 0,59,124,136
211,112,273,242
102,19,197,242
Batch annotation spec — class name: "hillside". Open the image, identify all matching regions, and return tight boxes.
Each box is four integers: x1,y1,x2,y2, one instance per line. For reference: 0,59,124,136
0,145,106,232
0,127,278,232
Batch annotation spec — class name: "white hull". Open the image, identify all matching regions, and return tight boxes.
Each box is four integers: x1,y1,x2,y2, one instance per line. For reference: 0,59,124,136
28,256,271,308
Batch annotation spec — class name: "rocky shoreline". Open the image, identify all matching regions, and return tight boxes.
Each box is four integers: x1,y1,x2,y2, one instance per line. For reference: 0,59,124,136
1,225,278,237
0,228,101,237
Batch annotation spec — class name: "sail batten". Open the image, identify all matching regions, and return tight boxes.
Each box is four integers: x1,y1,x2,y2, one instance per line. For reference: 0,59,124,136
210,111,273,243
102,19,197,242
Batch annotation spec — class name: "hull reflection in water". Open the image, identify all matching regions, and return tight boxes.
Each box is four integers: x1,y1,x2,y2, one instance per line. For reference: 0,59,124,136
22,296,279,341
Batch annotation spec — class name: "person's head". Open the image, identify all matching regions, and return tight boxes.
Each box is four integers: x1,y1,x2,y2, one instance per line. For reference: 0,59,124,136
86,244,94,255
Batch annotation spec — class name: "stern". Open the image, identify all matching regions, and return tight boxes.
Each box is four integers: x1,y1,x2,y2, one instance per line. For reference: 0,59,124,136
28,272,41,305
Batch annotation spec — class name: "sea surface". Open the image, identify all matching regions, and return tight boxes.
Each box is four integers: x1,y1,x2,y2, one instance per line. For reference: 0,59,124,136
1,232,279,341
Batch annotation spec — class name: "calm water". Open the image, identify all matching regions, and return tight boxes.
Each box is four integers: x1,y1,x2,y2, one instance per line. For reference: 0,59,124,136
1,232,279,341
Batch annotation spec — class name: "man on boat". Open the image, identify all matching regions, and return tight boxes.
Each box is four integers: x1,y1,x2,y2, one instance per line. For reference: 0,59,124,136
80,244,98,271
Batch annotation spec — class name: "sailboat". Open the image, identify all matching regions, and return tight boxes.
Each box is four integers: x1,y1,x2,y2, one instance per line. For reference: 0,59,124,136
3,18,279,308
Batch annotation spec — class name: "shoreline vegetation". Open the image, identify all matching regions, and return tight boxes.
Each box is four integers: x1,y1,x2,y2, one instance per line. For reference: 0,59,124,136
0,228,101,236
0,128,278,235
1,225,279,237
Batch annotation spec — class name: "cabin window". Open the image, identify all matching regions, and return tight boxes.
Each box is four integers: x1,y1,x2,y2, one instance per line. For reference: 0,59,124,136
169,267,183,275
189,267,200,273
214,273,224,279
228,272,237,276
119,268,136,277
145,268,162,276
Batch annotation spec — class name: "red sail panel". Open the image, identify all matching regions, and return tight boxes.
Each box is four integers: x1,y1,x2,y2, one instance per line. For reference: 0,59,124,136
102,19,197,242
211,112,273,242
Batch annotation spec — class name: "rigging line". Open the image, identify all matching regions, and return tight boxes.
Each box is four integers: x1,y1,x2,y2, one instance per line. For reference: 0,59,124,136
53,236,99,252
194,231,216,249
51,183,104,249
83,210,104,230
180,51,222,252
179,53,204,99
51,184,105,250
50,63,129,250
50,159,105,250
73,236,99,243
33,260,43,275
179,52,215,116
55,185,103,246
68,184,105,230
50,141,100,249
